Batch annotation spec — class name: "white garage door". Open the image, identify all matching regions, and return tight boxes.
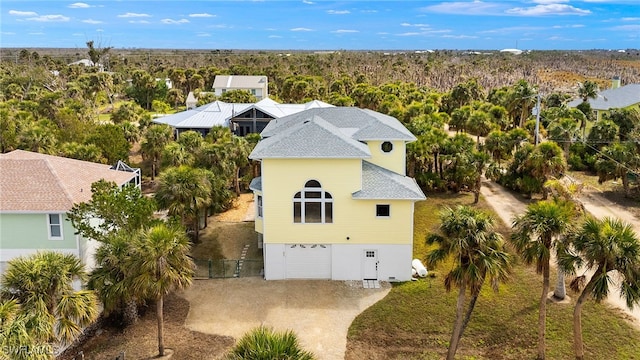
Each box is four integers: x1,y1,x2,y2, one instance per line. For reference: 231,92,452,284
285,244,331,279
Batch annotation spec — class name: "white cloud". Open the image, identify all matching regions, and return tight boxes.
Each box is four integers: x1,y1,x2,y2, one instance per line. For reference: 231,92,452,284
196,32,211,37
1,31,16,35
506,4,591,16
302,0,314,4
611,24,640,31
551,24,585,28
28,32,45,35
26,14,70,22
332,29,359,33
269,35,283,38
118,12,151,18
189,13,215,18
442,34,478,39
327,10,350,15
129,20,150,24
622,17,640,21
290,27,313,31
161,18,190,24
68,2,90,8
8,10,38,16
479,26,544,34
361,10,378,13
401,23,429,27
423,1,503,16
533,0,569,4
82,19,103,24
397,32,422,36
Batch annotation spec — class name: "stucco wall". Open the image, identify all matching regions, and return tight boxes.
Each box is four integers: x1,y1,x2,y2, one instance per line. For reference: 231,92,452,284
365,140,406,175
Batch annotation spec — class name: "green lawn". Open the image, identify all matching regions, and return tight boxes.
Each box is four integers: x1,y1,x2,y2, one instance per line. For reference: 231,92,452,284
347,192,640,360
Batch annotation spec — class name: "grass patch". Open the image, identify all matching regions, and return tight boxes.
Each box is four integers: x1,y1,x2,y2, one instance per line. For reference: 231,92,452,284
347,191,640,360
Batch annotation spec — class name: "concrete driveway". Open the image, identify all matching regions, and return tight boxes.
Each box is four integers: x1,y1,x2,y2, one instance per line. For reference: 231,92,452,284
181,278,390,360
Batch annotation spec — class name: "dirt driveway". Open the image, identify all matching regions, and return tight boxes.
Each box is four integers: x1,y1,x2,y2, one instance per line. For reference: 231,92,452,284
181,278,390,360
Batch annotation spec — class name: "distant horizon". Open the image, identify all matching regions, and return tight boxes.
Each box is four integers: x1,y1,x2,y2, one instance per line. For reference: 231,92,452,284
2,1,639,51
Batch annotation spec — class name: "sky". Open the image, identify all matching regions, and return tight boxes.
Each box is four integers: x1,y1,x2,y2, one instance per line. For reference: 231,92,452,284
1,1,639,50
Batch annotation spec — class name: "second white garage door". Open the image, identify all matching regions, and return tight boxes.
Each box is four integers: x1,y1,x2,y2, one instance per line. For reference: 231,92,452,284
285,244,331,279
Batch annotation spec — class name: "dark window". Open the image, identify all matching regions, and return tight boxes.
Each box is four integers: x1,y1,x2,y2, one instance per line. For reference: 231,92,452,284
381,141,393,153
376,204,390,217
257,195,263,217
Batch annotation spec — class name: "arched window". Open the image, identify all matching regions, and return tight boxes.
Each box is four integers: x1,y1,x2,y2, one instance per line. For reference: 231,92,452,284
293,180,333,223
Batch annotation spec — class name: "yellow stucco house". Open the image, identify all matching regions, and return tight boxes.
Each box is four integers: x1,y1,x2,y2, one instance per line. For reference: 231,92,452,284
249,107,425,281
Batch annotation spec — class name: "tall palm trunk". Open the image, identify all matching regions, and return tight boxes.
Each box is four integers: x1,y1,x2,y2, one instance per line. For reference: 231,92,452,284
553,270,566,300
459,278,485,346
447,281,466,360
157,295,164,356
538,258,550,360
574,268,600,360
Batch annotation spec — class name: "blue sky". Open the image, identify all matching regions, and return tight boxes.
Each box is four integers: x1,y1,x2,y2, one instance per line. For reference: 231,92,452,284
1,1,638,50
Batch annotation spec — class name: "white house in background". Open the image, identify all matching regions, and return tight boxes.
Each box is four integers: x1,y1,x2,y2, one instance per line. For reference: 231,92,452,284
213,75,268,100
186,91,198,110
152,97,333,137
0,150,140,274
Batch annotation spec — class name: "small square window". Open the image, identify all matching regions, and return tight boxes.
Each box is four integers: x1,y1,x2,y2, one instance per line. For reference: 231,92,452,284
376,204,390,217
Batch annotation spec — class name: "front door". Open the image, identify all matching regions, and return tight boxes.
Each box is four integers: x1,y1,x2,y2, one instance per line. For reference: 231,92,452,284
363,250,378,280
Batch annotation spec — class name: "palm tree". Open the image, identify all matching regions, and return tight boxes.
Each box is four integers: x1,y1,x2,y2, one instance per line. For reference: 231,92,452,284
511,200,574,360
140,124,173,180
595,142,639,198
427,206,511,360
577,80,598,137
526,142,567,200
558,217,640,360
154,165,212,241
547,118,579,160
0,252,99,346
129,223,195,357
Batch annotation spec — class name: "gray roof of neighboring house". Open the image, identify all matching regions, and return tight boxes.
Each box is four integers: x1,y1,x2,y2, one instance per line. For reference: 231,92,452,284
260,107,416,141
152,98,333,130
0,150,136,212
249,177,262,192
567,84,640,110
250,115,370,159
213,75,267,89
352,161,426,200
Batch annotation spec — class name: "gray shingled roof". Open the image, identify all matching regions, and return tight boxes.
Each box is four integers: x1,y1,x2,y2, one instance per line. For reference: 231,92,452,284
261,107,416,141
567,84,640,110
249,177,262,192
250,116,370,159
352,161,426,200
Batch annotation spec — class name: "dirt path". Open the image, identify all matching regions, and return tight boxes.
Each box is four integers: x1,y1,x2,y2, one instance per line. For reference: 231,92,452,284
480,178,640,329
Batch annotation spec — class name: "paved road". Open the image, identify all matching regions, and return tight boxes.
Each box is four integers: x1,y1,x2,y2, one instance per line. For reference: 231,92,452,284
480,178,640,329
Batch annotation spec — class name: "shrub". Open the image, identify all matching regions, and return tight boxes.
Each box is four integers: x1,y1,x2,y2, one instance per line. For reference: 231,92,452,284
226,326,315,360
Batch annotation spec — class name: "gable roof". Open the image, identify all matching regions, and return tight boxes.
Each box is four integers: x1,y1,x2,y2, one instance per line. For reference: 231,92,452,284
567,84,640,110
0,150,136,212
260,107,416,141
213,75,267,89
250,115,370,159
352,161,426,200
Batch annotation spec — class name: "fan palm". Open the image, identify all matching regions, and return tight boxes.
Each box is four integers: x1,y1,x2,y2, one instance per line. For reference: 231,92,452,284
128,223,195,357
427,206,511,360
558,217,640,360
511,200,574,360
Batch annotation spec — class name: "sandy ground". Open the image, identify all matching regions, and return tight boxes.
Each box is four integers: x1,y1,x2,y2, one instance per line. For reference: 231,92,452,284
181,279,390,360
480,178,640,329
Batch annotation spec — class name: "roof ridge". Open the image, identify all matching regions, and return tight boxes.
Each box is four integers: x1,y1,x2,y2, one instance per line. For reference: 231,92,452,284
41,157,76,208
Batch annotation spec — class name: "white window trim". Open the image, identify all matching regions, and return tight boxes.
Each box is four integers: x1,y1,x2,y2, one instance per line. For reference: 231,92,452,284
47,213,64,240
293,181,333,224
257,195,263,218
376,204,391,218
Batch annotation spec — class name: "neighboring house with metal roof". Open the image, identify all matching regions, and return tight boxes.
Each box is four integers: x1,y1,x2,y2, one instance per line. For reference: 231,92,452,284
212,75,268,100
568,83,640,121
0,150,140,274
152,97,333,137
248,107,426,281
